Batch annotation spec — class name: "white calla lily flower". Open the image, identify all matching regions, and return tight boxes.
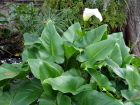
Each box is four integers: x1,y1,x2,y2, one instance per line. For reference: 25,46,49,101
83,8,103,21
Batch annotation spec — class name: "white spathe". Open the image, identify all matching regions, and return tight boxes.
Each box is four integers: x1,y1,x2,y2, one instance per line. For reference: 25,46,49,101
83,8,103,21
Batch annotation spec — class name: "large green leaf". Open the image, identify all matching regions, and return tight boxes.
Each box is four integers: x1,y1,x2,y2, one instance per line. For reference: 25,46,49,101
57,93,71,105
43,76,85,95
23,41,48,61
109,32,130,60
76,24,107,48
124,65,140,90
88,69,115,92
106,58,140,90
0,79,43,105
0,92,13,105
43,69,86,95
0,64,24,81
39,60,63,81
39,98,56,105
39,93,56,105
28,59,63,80
121,90,140,105
23,33,39,46
106,59,140,90
77,39,116,63
105,58,125,78
131,57,140,68
110,43,122,66
40,20,64,63
63,42,77,60
74,90,123,105
28,59,40,79
63,22,83,43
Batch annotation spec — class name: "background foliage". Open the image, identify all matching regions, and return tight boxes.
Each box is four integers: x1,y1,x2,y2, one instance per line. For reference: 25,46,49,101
43,0,127,32
0,0,127,37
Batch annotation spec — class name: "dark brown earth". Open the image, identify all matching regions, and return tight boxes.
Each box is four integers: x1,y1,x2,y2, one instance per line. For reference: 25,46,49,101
0,27,23,63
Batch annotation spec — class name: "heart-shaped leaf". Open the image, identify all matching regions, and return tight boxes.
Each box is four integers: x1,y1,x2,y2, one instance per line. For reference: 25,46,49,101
77,39,116,63
39,92,57,105
0,79,43,105
63,22,83,43
124,65,140,90
57,93,71,105
28,59,63,80
0,64,24,81
109,32,130,60
121,90,140,105
40,20,64,63
43,69,86,95
105,58,125,78
76,24,107,48
110,43,122,66
74,90,123,105
88,69,115,92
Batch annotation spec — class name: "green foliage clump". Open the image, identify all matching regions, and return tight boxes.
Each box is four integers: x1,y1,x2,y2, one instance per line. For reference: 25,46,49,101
4,0,127,36
0,13,12,38
43,0,127,32
0,21,140,105
8,3,44,34
101,0,127,32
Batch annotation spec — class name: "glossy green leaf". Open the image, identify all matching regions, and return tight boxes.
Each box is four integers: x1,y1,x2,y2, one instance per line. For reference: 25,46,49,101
0,64,23,81
76,84,93,94
28,59,63,80
39,93,56,105
74,90,123,105
77,39,116,62
0,79,43,105
63,22,83,43
109,32,130,60
131,57,140,67
123,55,134,67
57,93,71,105
63,42,77,60
43,76,85,95
0,92,13,105
110,43,122,66
28,59,40,79
106,59,140,90
39,60,63,81
23,41,48,61
76,24,107,48
16,63,30,79
124,102,134,105
105,58,125,78
124,65,140,90
121,90,140,105
39,98,56,105
43,69,85,95
23,33,39,46
88,69,115,92
40,20,64,63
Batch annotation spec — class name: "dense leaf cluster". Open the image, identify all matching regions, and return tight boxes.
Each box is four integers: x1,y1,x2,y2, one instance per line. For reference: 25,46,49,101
0,21,140,105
